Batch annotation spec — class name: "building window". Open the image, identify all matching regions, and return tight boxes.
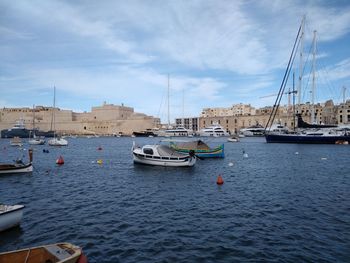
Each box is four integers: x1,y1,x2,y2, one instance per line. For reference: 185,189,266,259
226,119,228,124
340,115,343,123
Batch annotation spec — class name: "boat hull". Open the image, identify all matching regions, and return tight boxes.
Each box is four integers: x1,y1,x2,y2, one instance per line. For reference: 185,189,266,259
133,153,196,167
0,205,24,231
172,144,225,158
48,138,68,146
1,129,54,138
265,133,350,144
0,163,33,174
0,243,85,263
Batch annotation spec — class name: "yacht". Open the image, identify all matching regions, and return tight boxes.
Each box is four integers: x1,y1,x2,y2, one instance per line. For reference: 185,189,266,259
239,125,265,137
1,119,54,138
198,124,229,137
157,126,193,137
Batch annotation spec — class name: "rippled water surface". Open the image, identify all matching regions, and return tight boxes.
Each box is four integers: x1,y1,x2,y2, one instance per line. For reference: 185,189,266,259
1,137,349,262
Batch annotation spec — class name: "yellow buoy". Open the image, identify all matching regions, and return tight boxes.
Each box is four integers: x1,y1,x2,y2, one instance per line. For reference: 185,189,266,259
97,159,103,165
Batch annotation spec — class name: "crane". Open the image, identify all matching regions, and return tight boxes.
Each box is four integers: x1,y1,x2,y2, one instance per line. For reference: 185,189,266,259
259,89,297,113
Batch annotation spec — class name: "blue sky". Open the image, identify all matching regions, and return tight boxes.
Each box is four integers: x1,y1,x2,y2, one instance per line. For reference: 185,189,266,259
1,0,350,123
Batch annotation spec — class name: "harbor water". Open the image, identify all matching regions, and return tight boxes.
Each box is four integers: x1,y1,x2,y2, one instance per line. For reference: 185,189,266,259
0,137,349,262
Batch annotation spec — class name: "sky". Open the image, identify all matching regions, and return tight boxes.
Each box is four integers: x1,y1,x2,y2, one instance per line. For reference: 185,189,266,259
1,0,350,123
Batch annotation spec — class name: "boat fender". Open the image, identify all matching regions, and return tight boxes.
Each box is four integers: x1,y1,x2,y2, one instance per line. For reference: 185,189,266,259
78,252,88,263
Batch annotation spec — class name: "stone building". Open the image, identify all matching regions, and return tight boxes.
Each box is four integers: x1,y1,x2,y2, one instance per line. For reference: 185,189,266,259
0,103,160,136
185,100,346,135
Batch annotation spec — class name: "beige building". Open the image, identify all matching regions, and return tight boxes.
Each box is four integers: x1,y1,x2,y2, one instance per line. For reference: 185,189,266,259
0,103,160,136
194,100,347,134
201,103,256,117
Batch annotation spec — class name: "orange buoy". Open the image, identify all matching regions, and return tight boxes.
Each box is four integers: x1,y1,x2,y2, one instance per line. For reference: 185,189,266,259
56,155,64,165
217,175,224,185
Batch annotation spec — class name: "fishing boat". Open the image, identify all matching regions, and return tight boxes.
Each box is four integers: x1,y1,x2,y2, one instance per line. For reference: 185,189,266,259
48,87,68,146
0,243,87,263
169,139,225,158
0,149,33,174
132,142,196,167
0,204,24,232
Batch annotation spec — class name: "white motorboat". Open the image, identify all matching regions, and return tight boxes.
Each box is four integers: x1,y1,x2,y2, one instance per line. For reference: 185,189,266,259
227,136,239,142
29,135,45,145
48,137,68,146
0,204,25,231
132,143,196,167
10,137,23,147
239,125,265,137
158,126,193,137
198,124,229,137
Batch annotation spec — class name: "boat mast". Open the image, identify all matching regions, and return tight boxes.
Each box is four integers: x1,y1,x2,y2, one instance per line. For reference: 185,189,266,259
167,74,170,128
297,15,305,108
53,86,56,138
343,86,346,104
311,30,317,124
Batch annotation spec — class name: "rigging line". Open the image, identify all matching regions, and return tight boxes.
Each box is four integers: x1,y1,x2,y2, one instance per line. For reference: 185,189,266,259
265,23,302,130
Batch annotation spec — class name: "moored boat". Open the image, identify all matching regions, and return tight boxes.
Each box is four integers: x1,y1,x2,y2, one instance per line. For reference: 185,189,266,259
0,149,33,175
10,137,23,147
197,124,229,137
169,139,225,158
0,243,87,263
227,136,239,142
132,142,196,167
0,204,24,232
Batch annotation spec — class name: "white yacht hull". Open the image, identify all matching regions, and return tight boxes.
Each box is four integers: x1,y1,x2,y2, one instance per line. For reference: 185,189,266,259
48,138,68,146
0,205,24,231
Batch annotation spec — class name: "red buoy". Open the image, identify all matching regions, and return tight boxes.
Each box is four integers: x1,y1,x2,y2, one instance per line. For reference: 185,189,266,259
217,175,224,185
56,155,64,165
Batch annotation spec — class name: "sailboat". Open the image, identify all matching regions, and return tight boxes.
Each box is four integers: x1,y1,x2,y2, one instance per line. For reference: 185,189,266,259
28,105,45,145
48,87,68,146
265,18,350,144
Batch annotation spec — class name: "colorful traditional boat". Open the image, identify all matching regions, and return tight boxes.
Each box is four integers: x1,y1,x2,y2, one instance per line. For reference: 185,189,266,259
0,243,87,263
0,204,24,232
170,139,225,158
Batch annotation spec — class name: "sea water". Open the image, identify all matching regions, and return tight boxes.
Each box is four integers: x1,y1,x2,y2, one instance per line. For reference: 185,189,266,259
0,137,349,262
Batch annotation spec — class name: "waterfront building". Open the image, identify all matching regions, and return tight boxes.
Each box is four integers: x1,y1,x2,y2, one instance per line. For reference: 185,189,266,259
0,103,160,136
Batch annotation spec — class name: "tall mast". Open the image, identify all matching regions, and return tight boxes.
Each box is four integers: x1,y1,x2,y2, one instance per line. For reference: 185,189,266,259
297,15,305,108
53,86,56,136
167,74,170,128
343,86,346,104
311,30,317,124
182,87,185,126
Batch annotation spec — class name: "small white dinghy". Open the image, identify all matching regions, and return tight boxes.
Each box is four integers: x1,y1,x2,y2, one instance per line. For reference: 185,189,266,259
132,142,196,167
0,204,24,231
